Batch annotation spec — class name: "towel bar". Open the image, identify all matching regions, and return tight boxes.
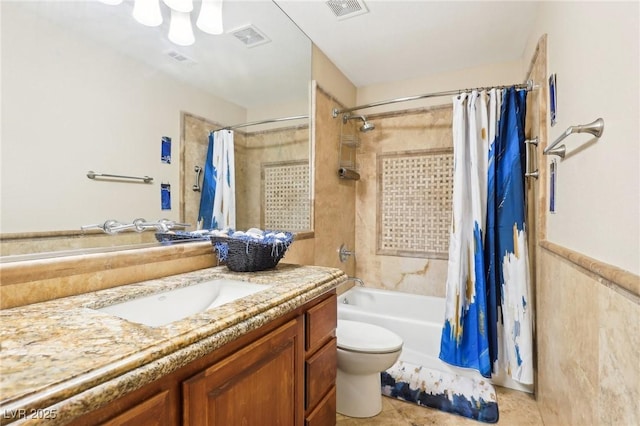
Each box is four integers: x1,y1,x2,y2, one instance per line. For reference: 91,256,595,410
544,118,604,159
87,171,153,184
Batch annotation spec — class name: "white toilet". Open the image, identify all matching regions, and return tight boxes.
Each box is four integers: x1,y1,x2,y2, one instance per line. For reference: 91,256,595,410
336,319,403,418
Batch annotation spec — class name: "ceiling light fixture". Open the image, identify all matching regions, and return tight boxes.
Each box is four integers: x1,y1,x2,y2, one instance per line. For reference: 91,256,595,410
163,0,193,13
132,0,163,27
197,0,224,35
168,9,195,46
102,0,225,47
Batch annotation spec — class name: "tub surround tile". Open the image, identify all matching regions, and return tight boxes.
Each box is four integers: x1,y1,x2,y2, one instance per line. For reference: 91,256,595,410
355,106,453,297
313,87,356,276
0,264,346,424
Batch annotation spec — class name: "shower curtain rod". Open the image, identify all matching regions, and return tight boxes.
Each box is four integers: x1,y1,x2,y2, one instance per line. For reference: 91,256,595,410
332,79,536,117
217,114,308,131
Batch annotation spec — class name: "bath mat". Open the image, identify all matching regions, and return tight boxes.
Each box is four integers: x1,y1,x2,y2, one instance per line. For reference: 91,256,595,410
381,360,499,423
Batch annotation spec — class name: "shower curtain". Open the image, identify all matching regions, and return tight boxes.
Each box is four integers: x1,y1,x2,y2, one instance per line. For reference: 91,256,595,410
198,129,236,230
439,87,533,385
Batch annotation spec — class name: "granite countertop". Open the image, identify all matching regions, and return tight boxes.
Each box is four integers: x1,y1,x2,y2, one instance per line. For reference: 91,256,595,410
0,264,346,425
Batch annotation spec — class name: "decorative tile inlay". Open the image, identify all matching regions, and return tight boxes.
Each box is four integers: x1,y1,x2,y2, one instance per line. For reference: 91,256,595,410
262,161,310,231
377,149,453,258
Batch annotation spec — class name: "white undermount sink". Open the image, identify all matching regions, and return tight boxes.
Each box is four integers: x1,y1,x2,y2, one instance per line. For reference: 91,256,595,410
95,279,271,327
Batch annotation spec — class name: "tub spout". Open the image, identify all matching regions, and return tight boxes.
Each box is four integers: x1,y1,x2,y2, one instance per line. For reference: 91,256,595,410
346,277,364,286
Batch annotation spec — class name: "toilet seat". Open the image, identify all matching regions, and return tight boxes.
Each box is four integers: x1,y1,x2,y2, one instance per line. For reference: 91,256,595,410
337,319,403,354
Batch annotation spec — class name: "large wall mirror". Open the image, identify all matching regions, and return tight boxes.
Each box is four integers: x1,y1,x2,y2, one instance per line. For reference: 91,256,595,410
0,0,312,259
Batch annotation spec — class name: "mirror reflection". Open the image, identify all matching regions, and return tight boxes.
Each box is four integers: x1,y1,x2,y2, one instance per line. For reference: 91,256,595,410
0,0,312,258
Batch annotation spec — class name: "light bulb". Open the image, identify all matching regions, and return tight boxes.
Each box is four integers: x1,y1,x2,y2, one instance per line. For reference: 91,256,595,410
132,0,162,27
197,0,224,35
168,9,195,46
163,0,193,13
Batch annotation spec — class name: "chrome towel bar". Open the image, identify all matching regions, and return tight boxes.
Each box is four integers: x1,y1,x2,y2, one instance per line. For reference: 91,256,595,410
87,171,153,184
544,118,604,159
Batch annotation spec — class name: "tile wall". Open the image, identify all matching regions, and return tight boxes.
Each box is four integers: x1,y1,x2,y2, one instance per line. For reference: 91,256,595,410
354,106,453,296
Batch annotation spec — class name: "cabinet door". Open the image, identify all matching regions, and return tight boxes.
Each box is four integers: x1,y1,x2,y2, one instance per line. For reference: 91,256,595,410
183,319,303,426
100,391,171,426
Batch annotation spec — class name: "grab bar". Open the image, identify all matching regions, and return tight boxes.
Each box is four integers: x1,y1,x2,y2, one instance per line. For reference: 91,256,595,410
193,165,202,192
524,137,539,179
87,171,153,184
543,118,604,159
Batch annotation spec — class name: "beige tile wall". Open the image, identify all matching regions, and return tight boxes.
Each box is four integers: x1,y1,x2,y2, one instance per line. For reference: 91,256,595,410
536,246,639,425
354,106,453,296
181,112,310,232
242,126,310,231
310,85,356,276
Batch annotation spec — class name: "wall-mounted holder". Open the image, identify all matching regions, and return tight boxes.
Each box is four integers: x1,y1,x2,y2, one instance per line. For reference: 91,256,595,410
193,165,202,192
338,244,354,263
338,167,360,180
544,118,604,159
525,137,539,179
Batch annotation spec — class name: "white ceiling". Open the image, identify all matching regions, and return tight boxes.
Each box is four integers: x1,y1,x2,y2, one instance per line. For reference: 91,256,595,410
276,0,541,88
15,0,312,109
15,0,541,108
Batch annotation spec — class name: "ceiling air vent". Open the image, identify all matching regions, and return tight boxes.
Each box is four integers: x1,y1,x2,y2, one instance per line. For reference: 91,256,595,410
326,0,369,20
230,25,271,48
165,50,196,64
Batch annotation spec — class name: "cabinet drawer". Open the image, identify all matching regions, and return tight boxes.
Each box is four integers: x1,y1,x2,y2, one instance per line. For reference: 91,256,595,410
305,338,337,411
305,294,337,352
305,386,336,426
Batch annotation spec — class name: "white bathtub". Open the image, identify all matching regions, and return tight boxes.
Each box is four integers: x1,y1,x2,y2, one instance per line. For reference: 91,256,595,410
337,286,532,392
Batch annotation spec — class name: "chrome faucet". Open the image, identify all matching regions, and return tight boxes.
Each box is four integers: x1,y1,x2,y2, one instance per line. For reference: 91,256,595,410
346,277,364,286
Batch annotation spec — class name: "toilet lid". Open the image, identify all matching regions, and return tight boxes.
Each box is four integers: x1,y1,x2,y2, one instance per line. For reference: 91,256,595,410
337,319,403,354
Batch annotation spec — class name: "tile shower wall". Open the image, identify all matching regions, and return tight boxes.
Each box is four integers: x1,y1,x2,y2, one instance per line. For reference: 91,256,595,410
181,113,309,232
355,106,453,296
182,113,248,228
242,126,310,231
281,85,356,275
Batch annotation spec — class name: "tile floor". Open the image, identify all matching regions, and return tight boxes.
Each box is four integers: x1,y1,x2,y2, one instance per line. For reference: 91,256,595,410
336,386,544,425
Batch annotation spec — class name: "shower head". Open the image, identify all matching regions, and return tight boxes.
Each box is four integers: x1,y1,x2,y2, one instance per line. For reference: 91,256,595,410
343,114,375,132
360,120,375,132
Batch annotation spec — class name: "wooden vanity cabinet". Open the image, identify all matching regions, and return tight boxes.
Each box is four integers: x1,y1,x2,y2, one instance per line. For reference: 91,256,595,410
68,290,337,426
182,318,304,426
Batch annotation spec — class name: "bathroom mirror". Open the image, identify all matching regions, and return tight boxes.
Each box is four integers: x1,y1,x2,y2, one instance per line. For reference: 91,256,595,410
0,0,312,258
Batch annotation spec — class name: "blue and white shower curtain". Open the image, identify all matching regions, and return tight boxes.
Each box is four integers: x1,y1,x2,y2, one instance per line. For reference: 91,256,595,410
198,129,236,230
440,87,533,385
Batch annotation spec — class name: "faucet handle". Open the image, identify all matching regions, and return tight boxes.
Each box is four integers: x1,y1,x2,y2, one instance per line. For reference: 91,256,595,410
339,244,354,263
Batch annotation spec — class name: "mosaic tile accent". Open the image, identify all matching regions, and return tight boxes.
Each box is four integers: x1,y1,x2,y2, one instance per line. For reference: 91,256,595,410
262,160,310,231
377,149,453,258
